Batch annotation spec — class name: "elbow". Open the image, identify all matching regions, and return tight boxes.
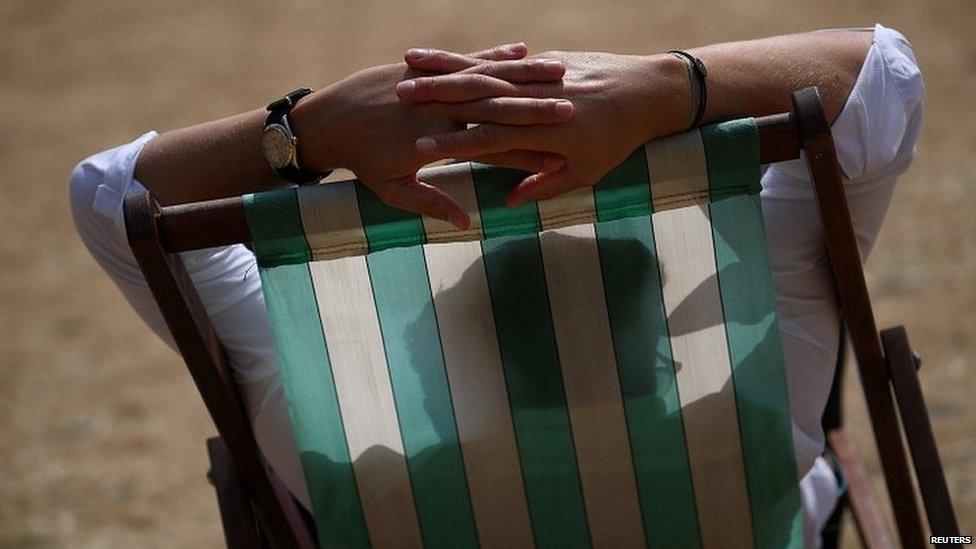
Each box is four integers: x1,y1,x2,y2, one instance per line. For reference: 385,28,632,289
68,155,109,244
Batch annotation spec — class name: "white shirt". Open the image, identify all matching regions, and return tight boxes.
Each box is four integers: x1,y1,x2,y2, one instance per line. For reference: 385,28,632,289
69,24,923,545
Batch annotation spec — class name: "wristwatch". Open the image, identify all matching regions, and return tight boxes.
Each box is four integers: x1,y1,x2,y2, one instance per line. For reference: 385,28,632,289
261,88,331,185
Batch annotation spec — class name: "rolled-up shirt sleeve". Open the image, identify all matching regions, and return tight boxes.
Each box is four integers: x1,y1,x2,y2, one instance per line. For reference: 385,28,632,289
69,131,312,507
832,24,925,185
763,23,924,201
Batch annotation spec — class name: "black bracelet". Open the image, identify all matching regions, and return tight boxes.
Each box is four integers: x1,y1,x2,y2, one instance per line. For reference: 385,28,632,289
668,50,708,129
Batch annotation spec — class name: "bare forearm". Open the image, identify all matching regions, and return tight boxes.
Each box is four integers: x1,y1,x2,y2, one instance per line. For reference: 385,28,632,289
133,108,283,206
689,29,873,125
126,46,570,224
399,29,880,206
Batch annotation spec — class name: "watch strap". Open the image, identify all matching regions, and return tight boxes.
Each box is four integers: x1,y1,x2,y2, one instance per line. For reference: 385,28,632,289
266,87,314,120
264,88,330,185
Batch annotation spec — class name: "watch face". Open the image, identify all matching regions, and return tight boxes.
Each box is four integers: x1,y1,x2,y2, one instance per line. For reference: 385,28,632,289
262,124,294,169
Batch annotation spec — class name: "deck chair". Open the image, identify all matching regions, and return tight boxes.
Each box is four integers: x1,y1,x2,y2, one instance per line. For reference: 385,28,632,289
123,88,958,548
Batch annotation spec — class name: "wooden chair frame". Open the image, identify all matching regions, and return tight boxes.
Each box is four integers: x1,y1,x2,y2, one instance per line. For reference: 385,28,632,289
122,87,958,548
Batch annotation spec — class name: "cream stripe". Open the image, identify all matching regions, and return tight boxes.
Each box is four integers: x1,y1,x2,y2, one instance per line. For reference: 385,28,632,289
297,183,368,259
652,204,753,549
309,257,423,548
423,241,534,548
420,163,484,243
537,187,596,230
645,130,711,212
539,224,645,548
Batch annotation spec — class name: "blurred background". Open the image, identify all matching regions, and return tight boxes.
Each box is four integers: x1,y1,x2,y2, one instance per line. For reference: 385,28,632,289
1,0,973,546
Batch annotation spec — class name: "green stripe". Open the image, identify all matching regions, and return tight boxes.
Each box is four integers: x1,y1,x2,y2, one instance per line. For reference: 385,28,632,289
260,264,370,547
470,164,541,238
701,118,762,199
365,245,478,547
355,182,426,252
245,190,369,546
243,188,311,266
472,164,589,547
593,146,653,222
703,119,803,548
594,158,701,547
479,235,591,548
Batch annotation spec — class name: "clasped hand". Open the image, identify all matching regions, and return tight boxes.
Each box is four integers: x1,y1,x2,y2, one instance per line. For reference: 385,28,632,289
292,43,682,228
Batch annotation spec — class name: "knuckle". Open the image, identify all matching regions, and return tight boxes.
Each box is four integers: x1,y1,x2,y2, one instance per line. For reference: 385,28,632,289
437,133,459,151
532,99,550,119
475,124,497,143
479,61,496,76
469,73,492,90
486,97,505,111
412,77,432,95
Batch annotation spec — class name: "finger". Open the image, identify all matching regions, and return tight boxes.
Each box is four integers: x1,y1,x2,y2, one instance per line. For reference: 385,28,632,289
469,42,528,60
463,151,566,173
507,168,584,207
405,49,481,73
373,174,471,229
404,42,526,73
447,97,573,125
398,73,556,102
461,58,565,83
416,124,539,160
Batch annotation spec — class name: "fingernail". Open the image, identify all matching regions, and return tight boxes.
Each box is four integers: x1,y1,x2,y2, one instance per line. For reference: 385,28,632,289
416,137,438,153
504,42,527,55
553,100,573,118
544,155,565,172
396,80,417,97
543,60,563,72
405,49,428,61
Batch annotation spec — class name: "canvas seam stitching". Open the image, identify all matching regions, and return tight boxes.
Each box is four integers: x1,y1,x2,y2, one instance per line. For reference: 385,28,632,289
262,185,756,263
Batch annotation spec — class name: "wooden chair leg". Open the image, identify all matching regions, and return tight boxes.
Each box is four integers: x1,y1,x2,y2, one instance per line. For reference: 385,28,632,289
827,430,895,549
882,326,961,542
207,437,265,549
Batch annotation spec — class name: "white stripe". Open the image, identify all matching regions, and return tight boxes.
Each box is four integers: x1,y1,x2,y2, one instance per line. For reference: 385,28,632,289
309,256,423,547
652,204,754,549
645,129,712,212
297,183,368,259
424,240,534,548
419,163,483,243
539,223,646,547
537,187,596,230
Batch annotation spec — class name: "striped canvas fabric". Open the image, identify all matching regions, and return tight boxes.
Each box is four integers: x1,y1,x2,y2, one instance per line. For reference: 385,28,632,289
243,118,803,548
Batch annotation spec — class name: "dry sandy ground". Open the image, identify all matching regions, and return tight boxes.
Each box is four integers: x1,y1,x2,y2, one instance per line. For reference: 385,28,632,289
1,0,973,546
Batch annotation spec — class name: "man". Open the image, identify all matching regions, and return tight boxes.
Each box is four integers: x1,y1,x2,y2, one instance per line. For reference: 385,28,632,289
70,25,922,546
